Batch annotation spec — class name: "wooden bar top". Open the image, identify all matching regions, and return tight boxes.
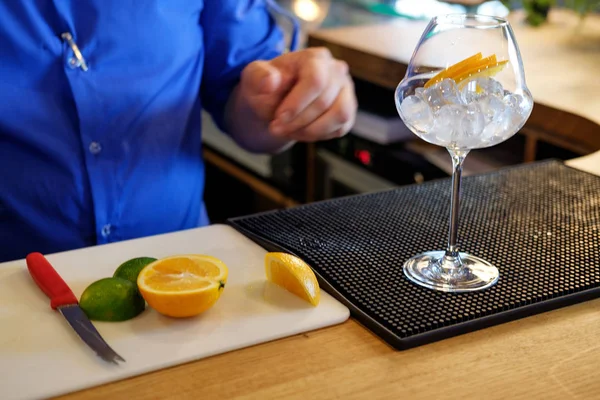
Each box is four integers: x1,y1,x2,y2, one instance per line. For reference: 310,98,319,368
53,158,600,399
58,296,600,399
308,9,600,154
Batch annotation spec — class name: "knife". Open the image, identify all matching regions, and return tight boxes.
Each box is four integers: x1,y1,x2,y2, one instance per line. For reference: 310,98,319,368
25,252,125,364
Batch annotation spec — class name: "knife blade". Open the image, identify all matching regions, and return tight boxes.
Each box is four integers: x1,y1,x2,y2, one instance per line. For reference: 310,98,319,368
25,252,125,364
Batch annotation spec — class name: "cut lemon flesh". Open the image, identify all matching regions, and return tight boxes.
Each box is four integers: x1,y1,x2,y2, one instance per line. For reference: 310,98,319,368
265,252,320,306
137,255,228,318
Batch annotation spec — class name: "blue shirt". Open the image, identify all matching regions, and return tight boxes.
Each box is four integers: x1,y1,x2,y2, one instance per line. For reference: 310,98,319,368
0,1,297,262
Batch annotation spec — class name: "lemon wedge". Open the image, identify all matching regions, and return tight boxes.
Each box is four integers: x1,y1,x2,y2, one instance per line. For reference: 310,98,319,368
137,254,228,318
265,252,320,306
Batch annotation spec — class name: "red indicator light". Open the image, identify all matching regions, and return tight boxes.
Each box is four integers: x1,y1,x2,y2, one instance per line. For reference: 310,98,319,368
355,150,371,165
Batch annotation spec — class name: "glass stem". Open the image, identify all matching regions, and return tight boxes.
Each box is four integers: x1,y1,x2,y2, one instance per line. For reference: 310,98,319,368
446,149,468,258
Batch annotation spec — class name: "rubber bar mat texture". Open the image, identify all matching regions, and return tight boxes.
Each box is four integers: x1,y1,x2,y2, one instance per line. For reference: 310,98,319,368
228,160,600,349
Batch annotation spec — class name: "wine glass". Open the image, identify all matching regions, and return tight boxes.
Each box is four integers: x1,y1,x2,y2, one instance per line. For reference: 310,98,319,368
395,14,533,292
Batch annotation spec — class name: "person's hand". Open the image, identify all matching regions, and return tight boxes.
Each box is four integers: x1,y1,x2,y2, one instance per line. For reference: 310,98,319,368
238,47,357,142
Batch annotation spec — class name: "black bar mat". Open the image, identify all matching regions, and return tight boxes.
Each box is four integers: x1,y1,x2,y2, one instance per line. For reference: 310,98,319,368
228,160,600,350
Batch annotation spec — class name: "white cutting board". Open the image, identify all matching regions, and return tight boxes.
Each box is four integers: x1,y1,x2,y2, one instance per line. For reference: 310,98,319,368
0,224,349,400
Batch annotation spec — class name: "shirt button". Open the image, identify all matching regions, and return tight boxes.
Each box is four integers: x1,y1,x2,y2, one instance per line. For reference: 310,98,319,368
89,142,102,155
101,224,112,238
67,57,80,69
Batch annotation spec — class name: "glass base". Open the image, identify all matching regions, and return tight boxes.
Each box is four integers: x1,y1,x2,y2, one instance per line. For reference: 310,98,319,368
403,250,499,293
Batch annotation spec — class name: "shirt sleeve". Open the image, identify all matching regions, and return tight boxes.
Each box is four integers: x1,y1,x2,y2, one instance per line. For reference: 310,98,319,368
200,0,290,133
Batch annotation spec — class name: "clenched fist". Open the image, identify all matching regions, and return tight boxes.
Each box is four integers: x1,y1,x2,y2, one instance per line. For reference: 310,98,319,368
225,47,357,153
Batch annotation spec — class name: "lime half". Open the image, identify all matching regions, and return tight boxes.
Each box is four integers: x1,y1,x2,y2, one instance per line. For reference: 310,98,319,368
79,277,146,322
113,257,157,284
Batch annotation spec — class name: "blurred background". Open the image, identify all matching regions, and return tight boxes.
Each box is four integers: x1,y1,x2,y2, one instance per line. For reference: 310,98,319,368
203,0,600,223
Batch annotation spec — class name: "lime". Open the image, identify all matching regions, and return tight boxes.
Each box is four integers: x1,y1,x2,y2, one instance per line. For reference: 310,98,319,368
113,257,157,284
79,277,146,322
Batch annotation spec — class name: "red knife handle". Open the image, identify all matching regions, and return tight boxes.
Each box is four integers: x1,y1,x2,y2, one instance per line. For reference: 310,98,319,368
26,252,78,310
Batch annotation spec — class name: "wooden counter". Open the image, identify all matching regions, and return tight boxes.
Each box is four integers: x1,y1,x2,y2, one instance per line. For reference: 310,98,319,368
308,9,600,159
57,296,600,399
53,156,600,399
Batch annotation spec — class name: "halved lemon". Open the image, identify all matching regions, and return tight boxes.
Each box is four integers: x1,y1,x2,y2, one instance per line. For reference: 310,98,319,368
265,252,320,306
137,254,228,318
